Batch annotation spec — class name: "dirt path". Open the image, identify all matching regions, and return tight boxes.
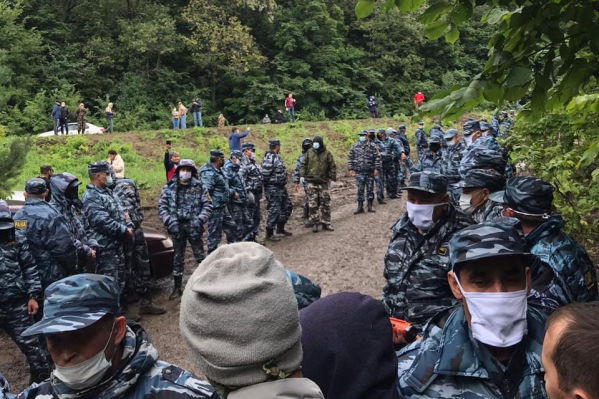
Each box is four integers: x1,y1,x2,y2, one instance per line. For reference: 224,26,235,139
0,183,405,392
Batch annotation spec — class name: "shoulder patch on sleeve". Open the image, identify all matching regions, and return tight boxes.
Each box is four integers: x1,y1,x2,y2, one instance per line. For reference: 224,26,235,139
205,192,212,201
14,220,27,229
437,246,448,256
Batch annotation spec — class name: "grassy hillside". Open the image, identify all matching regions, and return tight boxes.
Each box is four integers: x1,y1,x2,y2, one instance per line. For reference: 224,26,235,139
17,117,450,205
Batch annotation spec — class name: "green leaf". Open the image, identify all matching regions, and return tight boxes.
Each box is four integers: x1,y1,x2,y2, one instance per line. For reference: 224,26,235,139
445,26,460,44
451,3,472,25
483,7,510,24
397,0,424,12
355,0,375,19
418,2,452,25
424,20,449,40
381,0,397,13
506,66,532,88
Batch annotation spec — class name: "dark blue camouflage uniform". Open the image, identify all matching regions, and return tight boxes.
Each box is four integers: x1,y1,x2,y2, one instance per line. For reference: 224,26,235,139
261,146,293,229
223,158,253,241
459,148,508,180
83,164,132,294
113,178,153,296
50,173,99,272
414,126,428,158
240,144,263,239
14,179,77,290
0,200,49,378
383,173,472,329
347,134,381,203
159,162,213,274
459,169,505,223
379,131,403,198
527,215,598,303
490,176,598,303
0,373,12,399
395,127,412,184
199,160,238,253
397,221,550,399
397,306,548,399
440,132,467,205
284,269,322,310
19,274,217,399
414,149,443,173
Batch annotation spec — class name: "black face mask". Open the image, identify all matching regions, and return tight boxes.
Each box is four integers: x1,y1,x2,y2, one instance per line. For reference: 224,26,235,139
430,144,441,152
65,186,79,200
0,227,15,243
368,134,375,140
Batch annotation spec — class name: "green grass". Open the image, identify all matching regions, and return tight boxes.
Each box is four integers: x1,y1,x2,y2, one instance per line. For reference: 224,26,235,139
17,116,478,205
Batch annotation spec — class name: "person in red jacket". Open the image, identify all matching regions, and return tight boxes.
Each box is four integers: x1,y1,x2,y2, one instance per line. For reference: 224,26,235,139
164,145,180,181
285,93,296,122
414,91,425,107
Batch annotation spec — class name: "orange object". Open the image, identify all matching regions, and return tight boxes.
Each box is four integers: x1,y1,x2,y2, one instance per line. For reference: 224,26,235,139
390,317,418,342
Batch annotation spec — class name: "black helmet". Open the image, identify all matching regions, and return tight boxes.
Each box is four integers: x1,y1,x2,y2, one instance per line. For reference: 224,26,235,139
302,138,313,152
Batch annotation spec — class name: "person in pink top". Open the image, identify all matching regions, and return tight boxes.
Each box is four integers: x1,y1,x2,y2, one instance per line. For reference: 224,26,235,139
285,93,296,122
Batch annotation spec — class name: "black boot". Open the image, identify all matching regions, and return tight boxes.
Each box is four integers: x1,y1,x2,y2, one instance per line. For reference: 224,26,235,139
312,223,319,233
368,200,376,213
169,276,183,300
120,299,141,321
303,207,311,228
378,198,387,205
139,295,166,315
354,201,365,215
266,228,280,242
276,222,293,236
322,224,335,231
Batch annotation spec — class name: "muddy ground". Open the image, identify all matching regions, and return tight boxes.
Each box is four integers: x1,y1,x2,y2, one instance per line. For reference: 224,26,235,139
0,177,404,392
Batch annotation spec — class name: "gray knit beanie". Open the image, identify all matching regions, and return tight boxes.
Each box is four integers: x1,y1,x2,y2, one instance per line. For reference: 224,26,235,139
179,242,303,390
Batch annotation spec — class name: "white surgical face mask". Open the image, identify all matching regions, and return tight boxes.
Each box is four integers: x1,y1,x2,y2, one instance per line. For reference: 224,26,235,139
105,175,114,186
446,139,456,147
312,142,320,150
250,152,256,160
459,190,482,214
53,323,116,390
359,136,366,142
406,202,446,231
464,135,473,147
179,171,192,181
455,277,528,347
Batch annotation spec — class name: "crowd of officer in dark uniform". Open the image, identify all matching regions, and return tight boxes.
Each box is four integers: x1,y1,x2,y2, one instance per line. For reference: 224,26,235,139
1,109,598,399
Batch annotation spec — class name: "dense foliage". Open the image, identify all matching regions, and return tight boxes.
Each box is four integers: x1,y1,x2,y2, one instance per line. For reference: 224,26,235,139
0,0,493,134
355,0,599,241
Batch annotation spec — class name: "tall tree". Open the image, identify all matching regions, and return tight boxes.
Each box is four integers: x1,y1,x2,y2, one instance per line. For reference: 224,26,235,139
182,0,266,103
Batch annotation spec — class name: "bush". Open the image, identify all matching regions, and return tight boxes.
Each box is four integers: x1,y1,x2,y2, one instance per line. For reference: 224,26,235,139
505,110,599,243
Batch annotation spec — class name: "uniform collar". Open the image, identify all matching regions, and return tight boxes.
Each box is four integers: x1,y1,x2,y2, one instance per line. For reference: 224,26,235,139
433,307,545,378
525,215,563,243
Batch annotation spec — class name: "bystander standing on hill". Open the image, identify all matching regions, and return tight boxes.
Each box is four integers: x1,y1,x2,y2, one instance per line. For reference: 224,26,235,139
51,100,61,135
217,113,226,128
178,102,188,129
191,98,202,127
105,102,115,133
171,106,180,129
285,93,296,122
58,102,70,135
